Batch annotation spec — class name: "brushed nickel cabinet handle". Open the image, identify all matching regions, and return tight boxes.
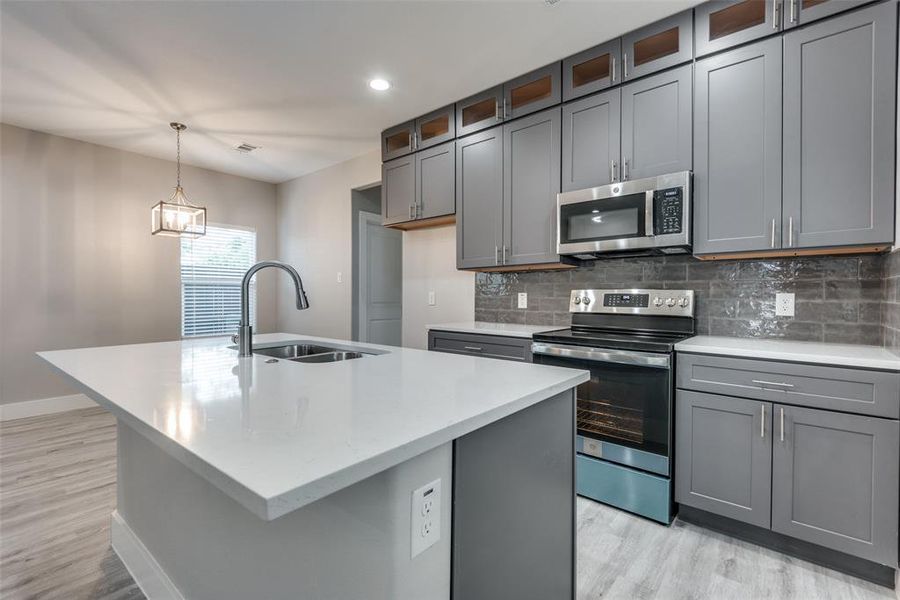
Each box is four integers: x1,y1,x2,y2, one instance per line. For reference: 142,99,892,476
761,405,765,438
409,204,416,220
788,216,794,247
770,219,776,248
752,379,795,389
610,54,616,83
623,53,628,79
502,245,508,264
780,407,785,442
623,160,630,181
495,99,502,121
773,0,780,29
464,346,483,352
495,245,499,265
610,160,615,183
790,0,797,23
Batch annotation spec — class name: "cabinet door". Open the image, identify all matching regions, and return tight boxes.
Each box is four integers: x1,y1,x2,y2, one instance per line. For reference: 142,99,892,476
562,39,622,102
772,405,899,565
622,9,694,80
456,86,503,137
503,108,561,267
695,0,782,57
561,89,621,192
381,120,415,161
621,64,692,181
783,2,896,249
784,0,874,29
416,141,455,220
693,39,782,255
675,391,773,528
456,127,504,269
381,154,416,226
415,105,456,151
503,63,562,121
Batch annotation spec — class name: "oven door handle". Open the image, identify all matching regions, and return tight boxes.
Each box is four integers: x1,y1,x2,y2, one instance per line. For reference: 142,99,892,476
531,342,670,368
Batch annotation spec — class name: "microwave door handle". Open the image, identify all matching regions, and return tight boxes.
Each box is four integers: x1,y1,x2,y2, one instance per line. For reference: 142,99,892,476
645,190,654,236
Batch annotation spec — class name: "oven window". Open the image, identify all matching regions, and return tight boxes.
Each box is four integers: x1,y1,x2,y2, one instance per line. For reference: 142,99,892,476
559,192,646,245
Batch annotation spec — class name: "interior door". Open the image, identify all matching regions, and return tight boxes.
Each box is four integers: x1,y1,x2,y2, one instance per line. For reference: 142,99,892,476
561,89,621,192
782,2,896,249
456,127,504,269
693,38,783,255
358,212,402,346
503,107,561,267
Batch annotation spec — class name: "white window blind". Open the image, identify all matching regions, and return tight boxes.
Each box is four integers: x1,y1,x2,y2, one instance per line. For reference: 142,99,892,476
181,224,257,338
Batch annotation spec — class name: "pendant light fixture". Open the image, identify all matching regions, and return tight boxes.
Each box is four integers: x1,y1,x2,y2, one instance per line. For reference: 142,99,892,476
151,122,207,237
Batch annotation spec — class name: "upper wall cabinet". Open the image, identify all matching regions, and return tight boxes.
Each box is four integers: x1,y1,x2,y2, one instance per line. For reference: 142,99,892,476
562,40,622,102
561,89,621,192
415,105,456,151
382,140,455,228
456,86,504,137
782,1,896,249
504,63,562,121
456,127,504,269
381,121,416,161
621,64,693,181
695,0,782,57
783,0,874,29
622,9,694,81
382,154,416,225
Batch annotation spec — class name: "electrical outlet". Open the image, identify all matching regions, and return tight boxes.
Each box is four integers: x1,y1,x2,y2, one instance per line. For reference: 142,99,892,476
336,272,343,283
775,292,795,317
518,292,528,309
411,479,441,558
428,290,436,306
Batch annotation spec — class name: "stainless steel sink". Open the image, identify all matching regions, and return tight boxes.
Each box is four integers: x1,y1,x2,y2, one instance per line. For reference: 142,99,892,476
291,351,368,363
253,343,337,359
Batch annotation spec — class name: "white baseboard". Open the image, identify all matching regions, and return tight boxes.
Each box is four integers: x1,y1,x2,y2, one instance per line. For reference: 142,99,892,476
0,393,97,421
111,511,185,600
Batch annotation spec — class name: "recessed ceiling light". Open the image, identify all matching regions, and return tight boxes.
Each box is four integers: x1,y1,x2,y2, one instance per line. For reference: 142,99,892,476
369,78,391,91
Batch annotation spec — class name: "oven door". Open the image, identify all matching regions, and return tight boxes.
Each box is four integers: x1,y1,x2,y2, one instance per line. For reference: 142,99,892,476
532,342,672,476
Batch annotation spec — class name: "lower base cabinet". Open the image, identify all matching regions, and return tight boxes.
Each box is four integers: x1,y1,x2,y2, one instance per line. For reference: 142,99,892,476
676,390,899,566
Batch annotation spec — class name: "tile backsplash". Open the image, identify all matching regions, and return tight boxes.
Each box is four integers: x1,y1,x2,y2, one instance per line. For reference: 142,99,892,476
475,253,894,346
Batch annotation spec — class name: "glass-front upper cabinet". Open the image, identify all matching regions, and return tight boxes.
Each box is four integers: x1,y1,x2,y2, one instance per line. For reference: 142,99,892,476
381,121,415,161
695,0,782,56
503,63,562,121
562,39,622,102
783,0,872,29
415,105,456,151
456,85,503,137
622,9,694,81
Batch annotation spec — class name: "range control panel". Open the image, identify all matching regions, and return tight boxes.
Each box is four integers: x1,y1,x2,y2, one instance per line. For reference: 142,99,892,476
653,188,684,235
571,289,694,317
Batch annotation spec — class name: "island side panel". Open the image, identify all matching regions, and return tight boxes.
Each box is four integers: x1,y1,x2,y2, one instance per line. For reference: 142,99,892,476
115,421,453,600
452,388,576,600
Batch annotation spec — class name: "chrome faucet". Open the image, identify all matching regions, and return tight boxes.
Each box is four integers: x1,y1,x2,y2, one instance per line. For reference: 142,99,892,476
237,261,309,357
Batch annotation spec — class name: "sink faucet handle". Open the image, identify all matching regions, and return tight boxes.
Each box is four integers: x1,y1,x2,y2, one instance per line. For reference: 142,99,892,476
231,333,240,345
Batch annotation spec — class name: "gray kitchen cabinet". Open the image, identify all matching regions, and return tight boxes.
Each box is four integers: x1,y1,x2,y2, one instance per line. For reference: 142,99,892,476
563,39,621,102
621,64,692,181
771,404,899,565
456,86,503,137
782,1,896,249
695,0,783,57
415,105,456,151
416,141,455,220
562,89,621,192
381,154,416,226
675,390,774,528
456,126,504,269
381,120,415,161
783,0,874,29
622,9,694,81
428,330,533,362
504,63,562,121
503,107,561,266
693,39,783,255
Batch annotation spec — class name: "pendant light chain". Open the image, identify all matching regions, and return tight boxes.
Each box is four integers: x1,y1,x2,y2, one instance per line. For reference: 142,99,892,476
176,125,182,190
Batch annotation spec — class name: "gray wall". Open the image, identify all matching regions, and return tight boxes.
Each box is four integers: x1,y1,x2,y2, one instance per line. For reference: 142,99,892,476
0,124,279,405
475,254,887,345
883,250,900,350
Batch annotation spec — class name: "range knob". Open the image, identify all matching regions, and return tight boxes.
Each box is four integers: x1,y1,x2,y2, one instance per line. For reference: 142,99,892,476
582,297,592,305
653,297,664,307
573,297,581,305
665,298,676,307
679,297,690,308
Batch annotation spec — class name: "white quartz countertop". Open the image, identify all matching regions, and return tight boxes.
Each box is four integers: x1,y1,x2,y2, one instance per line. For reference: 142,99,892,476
427,321,562,338
675,336,900,371
39,333,587,521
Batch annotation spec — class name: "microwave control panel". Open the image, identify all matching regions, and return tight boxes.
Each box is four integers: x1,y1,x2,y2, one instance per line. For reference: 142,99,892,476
653,188,683,235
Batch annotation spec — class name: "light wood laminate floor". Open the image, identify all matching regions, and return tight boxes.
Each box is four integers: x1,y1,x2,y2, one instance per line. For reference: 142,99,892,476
1,407,897,600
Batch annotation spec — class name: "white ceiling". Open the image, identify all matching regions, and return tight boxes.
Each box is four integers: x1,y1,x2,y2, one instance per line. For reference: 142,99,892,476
1,0,701,184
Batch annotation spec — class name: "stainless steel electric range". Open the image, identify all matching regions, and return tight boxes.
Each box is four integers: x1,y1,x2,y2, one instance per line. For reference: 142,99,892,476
532,288,695,524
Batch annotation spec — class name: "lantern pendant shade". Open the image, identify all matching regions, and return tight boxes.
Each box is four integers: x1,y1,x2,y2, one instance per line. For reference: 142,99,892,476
152,122,206,237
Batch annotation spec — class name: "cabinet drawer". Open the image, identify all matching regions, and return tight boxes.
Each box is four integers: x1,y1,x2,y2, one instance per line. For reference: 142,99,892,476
677,353,900,418
428,331,532,362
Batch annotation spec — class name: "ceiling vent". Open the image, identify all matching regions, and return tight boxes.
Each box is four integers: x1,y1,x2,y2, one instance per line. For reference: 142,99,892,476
234,143,260,153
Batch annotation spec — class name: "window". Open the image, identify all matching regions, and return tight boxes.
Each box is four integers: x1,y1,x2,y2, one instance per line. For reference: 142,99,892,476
180,224,257,337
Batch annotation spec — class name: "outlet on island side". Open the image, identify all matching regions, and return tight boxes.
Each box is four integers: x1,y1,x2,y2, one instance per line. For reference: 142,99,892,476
411,479,441,558
775,292,795,317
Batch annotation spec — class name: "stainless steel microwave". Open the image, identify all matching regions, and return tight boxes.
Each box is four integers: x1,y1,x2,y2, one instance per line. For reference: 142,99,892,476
557,171,691,258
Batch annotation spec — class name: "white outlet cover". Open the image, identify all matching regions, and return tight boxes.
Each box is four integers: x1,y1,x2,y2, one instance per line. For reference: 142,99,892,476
411,479,441,558
336,271,343,283
518,292,528,309
428,291,436,306
775,292,795,317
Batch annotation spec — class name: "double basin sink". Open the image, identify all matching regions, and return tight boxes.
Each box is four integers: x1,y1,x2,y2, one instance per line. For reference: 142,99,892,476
249,342,375,364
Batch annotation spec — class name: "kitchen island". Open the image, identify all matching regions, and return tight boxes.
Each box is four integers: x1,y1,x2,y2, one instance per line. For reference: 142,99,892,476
39,333,587,600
